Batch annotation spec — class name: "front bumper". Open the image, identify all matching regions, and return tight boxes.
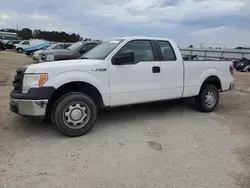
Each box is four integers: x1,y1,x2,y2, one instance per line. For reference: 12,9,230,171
32,55,40,61
10,98,48,116
9,87,55,116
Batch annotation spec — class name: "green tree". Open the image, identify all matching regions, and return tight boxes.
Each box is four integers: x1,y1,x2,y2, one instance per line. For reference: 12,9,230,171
19,28,32,39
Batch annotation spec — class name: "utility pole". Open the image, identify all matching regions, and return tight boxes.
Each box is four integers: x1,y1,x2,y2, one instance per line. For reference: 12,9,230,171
16,24,19,31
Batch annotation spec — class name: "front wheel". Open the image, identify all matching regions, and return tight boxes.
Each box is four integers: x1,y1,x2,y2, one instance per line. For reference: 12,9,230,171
17,48,23,53
195,84,219,112
52,92,97,137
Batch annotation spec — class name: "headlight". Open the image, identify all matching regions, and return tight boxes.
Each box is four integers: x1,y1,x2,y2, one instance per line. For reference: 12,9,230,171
46,54,54,61
22,74,48,93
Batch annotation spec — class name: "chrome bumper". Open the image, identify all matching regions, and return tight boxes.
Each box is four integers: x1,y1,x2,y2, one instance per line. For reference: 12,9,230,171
10,98,48,116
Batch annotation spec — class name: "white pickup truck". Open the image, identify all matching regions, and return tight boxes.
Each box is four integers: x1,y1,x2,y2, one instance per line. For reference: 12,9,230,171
10,36,234,137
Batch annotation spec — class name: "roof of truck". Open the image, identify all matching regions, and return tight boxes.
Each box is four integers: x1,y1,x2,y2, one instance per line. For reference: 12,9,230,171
117,36,172,41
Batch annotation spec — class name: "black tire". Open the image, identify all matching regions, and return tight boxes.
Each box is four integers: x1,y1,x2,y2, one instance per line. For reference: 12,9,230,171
52,92,97,137
17,48,23,53
195,84,219,112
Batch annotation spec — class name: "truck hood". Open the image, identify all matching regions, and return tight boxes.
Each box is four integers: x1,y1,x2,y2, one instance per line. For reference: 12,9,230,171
25,59,105,73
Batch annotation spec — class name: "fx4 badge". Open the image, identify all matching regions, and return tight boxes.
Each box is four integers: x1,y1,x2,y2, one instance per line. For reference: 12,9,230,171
91,68,107,72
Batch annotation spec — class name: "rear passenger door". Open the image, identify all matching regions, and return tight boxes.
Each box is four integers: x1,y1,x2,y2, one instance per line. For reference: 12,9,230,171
155,40,184,99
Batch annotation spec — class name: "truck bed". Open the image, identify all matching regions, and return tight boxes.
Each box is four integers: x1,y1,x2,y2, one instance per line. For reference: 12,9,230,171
182,60,233,97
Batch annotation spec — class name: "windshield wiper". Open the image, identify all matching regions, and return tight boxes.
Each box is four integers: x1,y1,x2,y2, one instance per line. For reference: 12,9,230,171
80,57,88,59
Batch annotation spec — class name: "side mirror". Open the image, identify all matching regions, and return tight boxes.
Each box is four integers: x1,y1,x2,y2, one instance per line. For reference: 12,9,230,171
112,52,134,65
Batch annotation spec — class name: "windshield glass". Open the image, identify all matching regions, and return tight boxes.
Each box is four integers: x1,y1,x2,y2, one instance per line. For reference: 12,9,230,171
67,42,84,51
81,39,124,60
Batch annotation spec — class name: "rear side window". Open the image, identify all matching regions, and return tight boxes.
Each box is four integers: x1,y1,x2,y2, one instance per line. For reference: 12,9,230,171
157,41,176,61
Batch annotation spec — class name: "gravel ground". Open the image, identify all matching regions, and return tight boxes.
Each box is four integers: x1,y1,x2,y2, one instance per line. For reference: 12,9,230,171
0,51,250,188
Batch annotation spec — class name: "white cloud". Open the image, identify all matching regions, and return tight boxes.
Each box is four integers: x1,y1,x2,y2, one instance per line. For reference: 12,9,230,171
188,26,250,47
0,13,10,20
82,0,249,24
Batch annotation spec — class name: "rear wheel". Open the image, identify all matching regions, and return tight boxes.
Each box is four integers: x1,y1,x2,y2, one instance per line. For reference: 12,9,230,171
195,84,219,112
52,92,97,137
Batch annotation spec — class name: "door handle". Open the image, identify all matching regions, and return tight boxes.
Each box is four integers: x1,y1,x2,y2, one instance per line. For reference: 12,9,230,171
152,66,160,73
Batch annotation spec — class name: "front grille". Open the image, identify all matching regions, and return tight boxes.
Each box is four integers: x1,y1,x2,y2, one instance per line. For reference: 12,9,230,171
12,67,27,93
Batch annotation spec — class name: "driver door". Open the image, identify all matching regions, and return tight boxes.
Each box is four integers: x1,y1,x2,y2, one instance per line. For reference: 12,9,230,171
109,40,161,106
22,40,30,48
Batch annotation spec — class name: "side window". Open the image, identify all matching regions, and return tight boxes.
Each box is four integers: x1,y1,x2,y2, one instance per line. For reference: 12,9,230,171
87,44,98,51
81,44,97,53
157,41,176,61
53,44,64,49
118,40,154,63
22,41,29,45
64,44,72,48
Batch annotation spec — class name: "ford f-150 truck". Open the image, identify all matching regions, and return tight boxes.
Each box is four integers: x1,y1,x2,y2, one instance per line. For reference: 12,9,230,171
10,36,234,137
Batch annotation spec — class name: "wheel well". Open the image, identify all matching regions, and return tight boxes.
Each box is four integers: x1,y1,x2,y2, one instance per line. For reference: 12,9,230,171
201,76,222,92
46,81,103,117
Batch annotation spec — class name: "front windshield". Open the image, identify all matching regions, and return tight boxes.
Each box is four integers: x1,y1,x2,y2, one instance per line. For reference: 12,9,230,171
67,42,84,51
81,39,124,60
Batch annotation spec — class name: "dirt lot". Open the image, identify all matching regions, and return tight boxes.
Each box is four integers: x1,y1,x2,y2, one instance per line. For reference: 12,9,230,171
0,51,250,188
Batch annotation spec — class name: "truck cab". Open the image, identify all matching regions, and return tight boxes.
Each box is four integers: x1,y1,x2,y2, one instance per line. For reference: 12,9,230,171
10,36,234,137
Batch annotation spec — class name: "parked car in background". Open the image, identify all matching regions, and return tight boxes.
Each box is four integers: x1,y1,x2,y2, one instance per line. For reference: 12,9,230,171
32,43,73,61
9,36,234,137
2,40,21,49
24,40,51,56
39,41,100,62
14,39,50,53
235,58,250,72
0,40,5,50
233,58,248,68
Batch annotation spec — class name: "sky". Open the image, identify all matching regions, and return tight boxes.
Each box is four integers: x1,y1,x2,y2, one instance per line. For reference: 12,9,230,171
0,0,250,48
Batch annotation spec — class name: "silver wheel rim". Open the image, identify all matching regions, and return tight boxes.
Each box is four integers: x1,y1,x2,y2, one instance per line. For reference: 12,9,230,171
205,91,216,108
63,101,91,129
